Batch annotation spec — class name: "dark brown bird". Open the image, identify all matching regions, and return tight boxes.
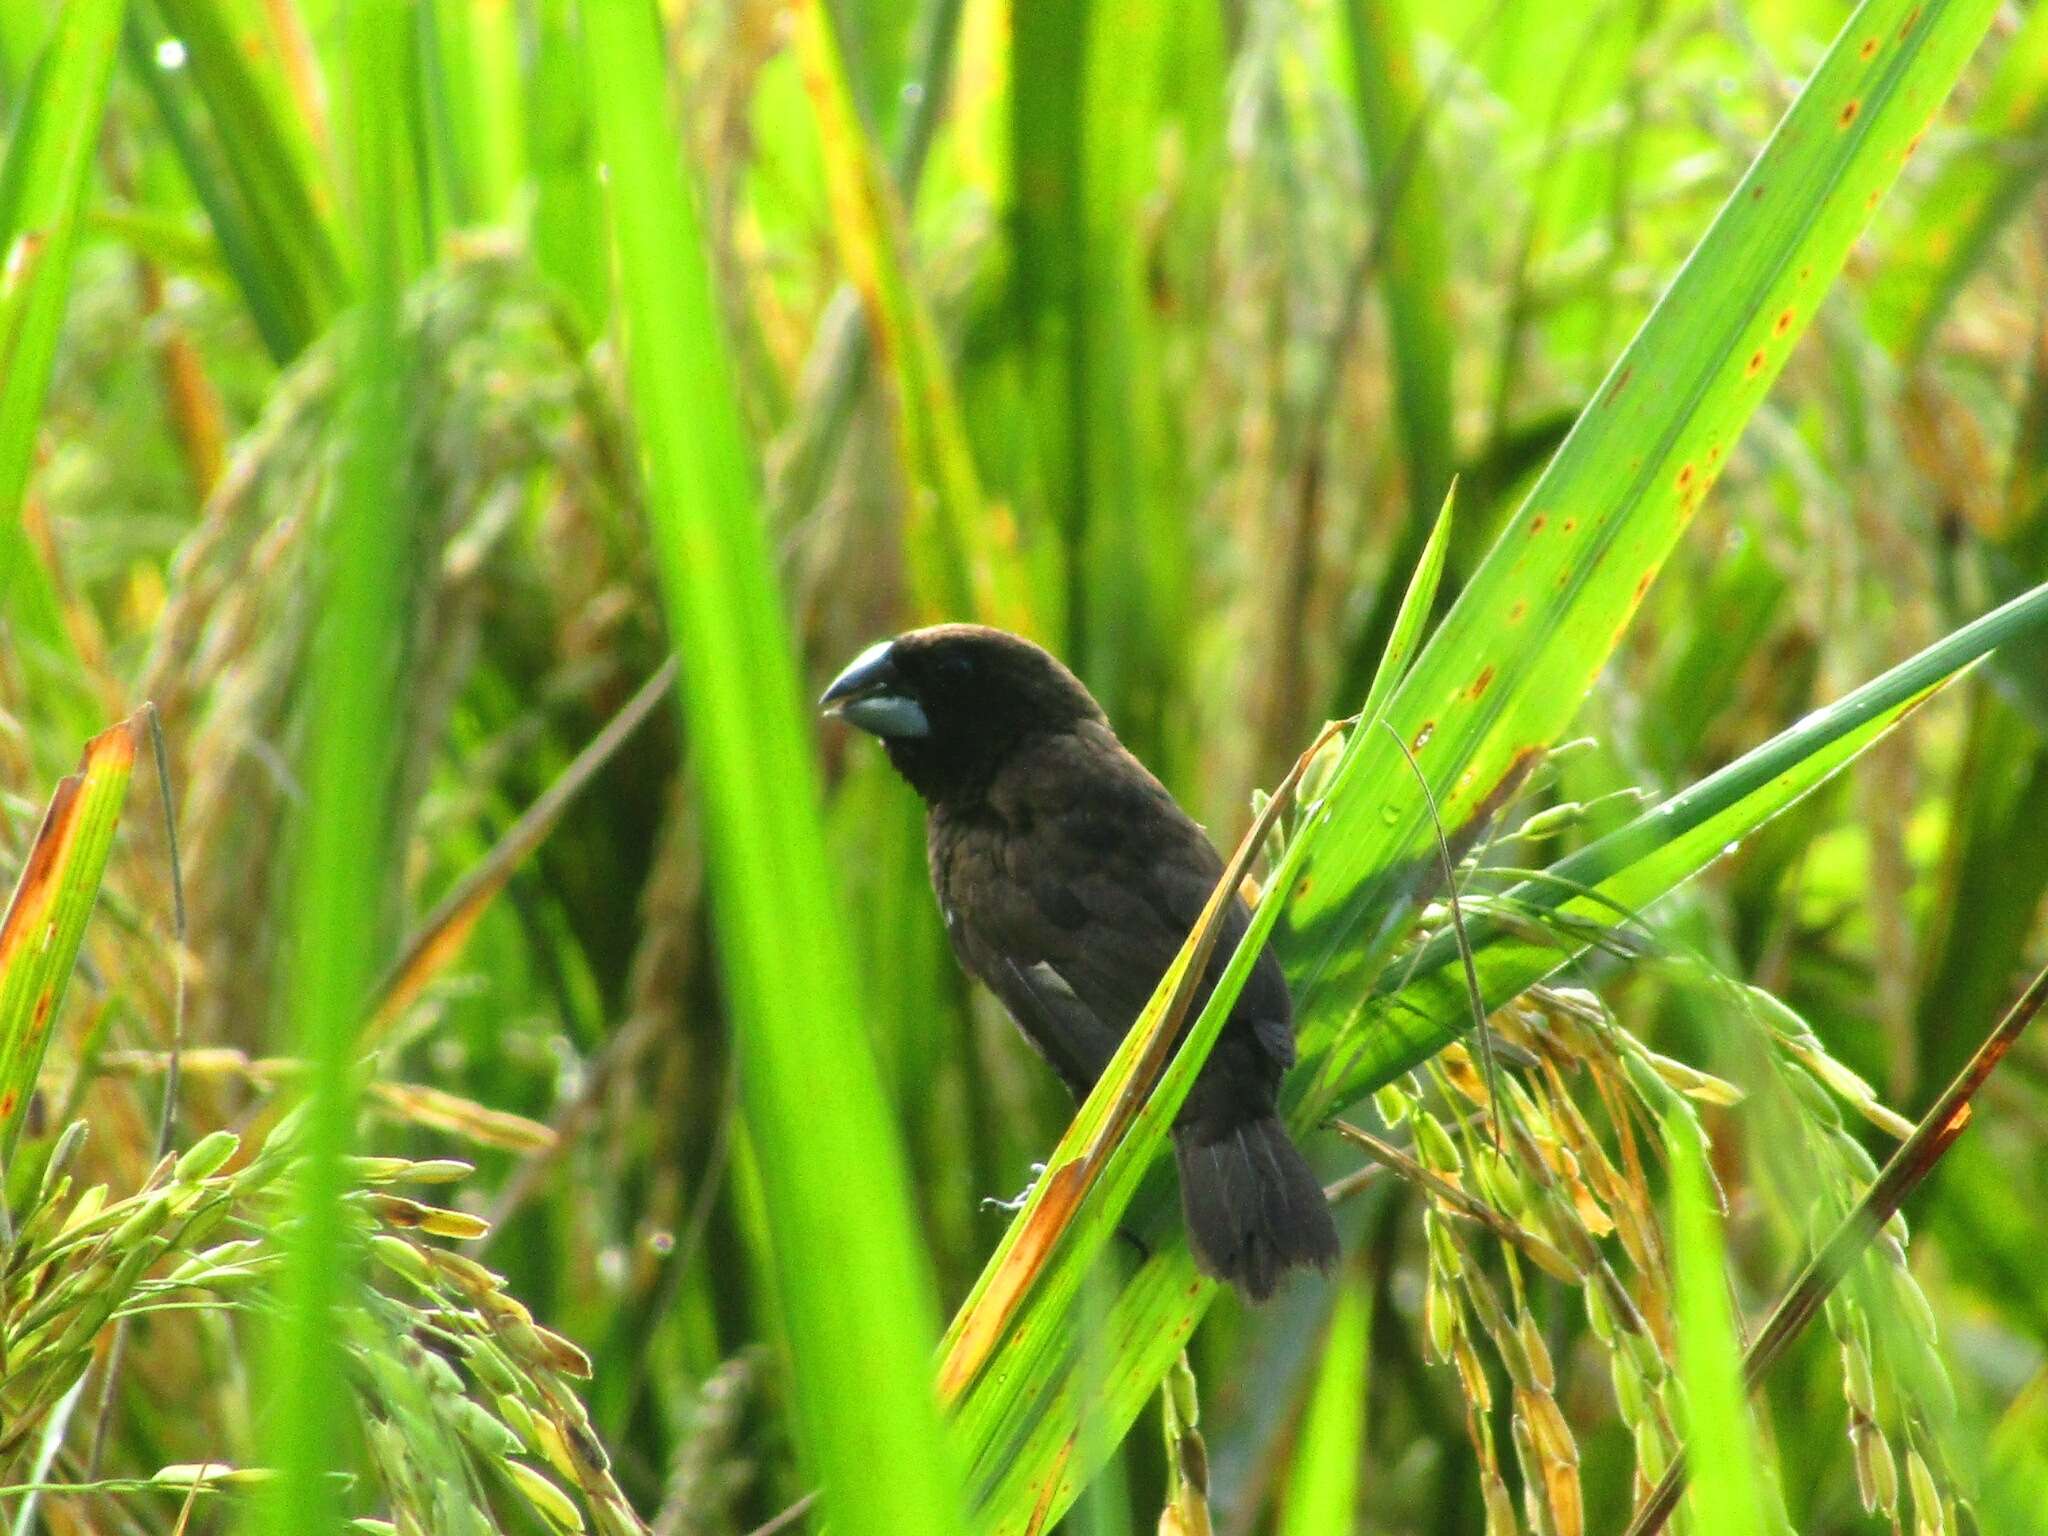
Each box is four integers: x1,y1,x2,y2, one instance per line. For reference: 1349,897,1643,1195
821,624,1338,1300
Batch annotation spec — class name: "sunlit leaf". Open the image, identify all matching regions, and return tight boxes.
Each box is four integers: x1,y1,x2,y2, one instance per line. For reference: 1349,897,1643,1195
0,711,144,1165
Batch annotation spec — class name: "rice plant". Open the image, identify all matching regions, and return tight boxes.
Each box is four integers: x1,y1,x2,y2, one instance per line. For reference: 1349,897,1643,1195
2,0,2045,1533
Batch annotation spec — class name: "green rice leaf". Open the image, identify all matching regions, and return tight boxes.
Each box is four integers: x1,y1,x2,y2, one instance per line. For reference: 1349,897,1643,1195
0,712,143,1166
947,4,2004,1523
0,0,124,595
583,4,962,1533
1669,1123,1772,1536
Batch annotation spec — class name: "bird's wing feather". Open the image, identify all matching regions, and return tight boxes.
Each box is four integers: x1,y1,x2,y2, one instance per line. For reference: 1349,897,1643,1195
940,731,1295,1101
985,955,1123,1099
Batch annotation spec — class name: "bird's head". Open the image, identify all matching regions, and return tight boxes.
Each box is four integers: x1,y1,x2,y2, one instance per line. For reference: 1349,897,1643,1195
820,624,1106,803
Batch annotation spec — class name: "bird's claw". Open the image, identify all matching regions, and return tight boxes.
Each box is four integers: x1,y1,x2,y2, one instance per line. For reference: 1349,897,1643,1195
981,1162,1048,1214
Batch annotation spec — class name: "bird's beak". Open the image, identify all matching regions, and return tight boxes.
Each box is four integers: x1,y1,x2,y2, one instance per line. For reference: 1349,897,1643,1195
819,640,930,739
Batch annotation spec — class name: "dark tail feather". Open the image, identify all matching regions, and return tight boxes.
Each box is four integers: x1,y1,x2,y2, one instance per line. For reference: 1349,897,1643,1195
1173,1116,1339,1301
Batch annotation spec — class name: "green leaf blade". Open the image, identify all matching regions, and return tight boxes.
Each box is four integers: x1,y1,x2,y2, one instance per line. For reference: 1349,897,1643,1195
1670,1126,1773,1536
583,5,961,1534
0,714,142,1167
1315,579,2048,1108
948,6,2007,1524
0,0,125,597
1283,0,2001,1028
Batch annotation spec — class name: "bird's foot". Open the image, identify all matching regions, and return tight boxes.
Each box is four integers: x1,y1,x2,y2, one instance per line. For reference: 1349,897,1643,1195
981,1162,1048,1214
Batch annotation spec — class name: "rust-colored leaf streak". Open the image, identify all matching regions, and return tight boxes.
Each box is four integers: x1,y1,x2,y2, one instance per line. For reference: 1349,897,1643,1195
0,709,145,1161
1623,962,2048,1536
1021,1435,1076,1536
936,718,1351,1405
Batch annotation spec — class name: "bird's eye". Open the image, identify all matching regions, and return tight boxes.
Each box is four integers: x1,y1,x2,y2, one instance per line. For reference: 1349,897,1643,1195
937,653,973,681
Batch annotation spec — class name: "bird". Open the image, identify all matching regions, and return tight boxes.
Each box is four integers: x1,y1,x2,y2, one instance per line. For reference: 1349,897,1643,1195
820,623,1338,1300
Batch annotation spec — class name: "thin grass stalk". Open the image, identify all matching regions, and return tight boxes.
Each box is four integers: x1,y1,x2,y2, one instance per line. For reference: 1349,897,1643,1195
362,656,679,1047
83,707,188,1478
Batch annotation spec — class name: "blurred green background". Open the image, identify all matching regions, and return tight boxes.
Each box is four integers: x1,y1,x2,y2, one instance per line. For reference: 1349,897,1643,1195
1,0,2045,1532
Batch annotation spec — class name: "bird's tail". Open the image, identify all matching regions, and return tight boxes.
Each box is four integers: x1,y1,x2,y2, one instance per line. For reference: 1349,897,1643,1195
1173,1116,1339,1301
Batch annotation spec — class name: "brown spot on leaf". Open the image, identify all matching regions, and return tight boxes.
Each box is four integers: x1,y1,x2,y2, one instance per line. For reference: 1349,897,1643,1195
1561,517,1578,533
1023,1437,1076,1536
0,778,81,968
0,714,144,970
1750,184,1766,202
1676,464,1696,491
1469,666,1497,699
1859,36,1878,58
1774,307,1795,336
1608,365,1633,403
1747,348,1767,376
1635,571,1654,601
1530,514,1548,534
1905,132,1923,158
1838,99,1861,128
1412,721,1437,752
1508,600,1527,623
1900,6,1921,37
0,1091,14,1120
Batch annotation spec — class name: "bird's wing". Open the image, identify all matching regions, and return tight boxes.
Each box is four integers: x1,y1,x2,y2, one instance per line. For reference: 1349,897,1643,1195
949,732,1296,1096
997,954,1126,1100
1134,856,1297,1073
942,895,1122,1097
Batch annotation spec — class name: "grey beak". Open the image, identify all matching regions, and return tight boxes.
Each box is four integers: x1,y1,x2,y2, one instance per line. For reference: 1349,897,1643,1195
820,640,930,739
